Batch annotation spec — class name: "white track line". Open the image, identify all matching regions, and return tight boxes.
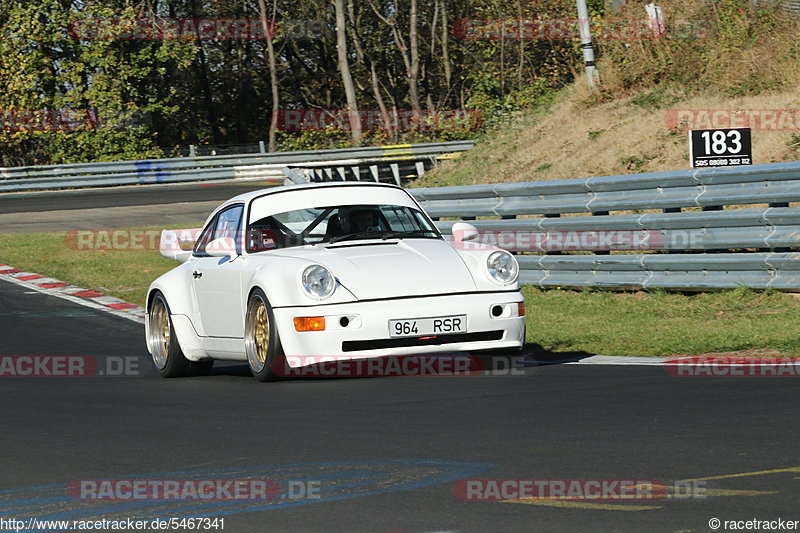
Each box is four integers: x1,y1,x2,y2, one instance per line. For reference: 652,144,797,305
521,355,674,366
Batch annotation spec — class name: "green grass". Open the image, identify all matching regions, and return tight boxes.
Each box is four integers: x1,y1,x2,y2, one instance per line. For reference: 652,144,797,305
628,87,683,111
2,230,799,357
0,227,188,307
523,286,800,357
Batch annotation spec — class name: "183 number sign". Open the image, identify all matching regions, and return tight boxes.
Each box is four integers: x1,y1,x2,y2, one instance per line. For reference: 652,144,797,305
689,128,752,168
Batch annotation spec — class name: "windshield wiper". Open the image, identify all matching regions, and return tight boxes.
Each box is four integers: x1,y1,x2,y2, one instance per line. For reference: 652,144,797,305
329,230,386,244
381,230,438,240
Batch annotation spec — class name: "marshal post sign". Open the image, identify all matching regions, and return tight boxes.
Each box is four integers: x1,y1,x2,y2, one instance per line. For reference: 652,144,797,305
689,127,752,168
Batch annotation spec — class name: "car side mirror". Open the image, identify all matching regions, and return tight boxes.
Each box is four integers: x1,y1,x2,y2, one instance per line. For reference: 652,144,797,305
159,229,199,263
206,236,238,259
452,222,479,243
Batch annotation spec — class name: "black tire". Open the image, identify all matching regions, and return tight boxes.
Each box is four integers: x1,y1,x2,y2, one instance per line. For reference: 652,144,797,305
147,291,213,378
244,288,285,382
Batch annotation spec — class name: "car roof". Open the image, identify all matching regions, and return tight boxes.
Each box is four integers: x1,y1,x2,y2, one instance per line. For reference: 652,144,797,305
220,181,404,208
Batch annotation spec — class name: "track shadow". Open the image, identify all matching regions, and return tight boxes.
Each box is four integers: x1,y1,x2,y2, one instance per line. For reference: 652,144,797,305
198,344,599,379
518,343,596,366
207,352,530,381
209,362,252,377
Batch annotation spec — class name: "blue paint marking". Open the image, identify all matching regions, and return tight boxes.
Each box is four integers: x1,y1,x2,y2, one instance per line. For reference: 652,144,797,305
0,484,62,495
154,166,170,183
134,161,151,184
0,496,64,509
143,476,384,517
133,161,172,184
5,459,495,531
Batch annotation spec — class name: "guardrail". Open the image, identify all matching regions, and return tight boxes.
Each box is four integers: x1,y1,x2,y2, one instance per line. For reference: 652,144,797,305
410,161,800,291
0,141,475,192
285,155,442,186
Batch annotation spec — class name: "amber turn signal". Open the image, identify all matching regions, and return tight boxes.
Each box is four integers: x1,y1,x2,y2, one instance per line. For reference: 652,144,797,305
517,302,526,316
294,316,326,331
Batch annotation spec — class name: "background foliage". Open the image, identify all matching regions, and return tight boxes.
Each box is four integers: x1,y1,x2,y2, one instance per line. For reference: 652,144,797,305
1,0,796,166
0,0,578,165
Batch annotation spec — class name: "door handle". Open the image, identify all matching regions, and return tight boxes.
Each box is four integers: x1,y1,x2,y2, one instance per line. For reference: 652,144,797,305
193,271,202,279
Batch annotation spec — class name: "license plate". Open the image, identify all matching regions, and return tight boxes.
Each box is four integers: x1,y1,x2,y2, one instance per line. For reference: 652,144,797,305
389,315,467,338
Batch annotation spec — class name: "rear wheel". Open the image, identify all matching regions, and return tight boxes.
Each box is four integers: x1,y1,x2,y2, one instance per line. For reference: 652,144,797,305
148,292,213,378
245,288,284,382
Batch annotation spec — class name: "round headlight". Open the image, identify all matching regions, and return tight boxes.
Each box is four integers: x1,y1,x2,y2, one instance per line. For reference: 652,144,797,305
301,265,335,299
487,251,519,284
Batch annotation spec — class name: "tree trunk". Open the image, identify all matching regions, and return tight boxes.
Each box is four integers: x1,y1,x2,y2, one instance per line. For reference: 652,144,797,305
439,0,452,91
408,0,421,114
258,0,279,152
370,63,392,138
517,0,526,83
334,0,362,146
350,1,390,136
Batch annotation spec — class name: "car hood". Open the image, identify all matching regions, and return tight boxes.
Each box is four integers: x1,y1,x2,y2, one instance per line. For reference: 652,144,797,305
269,239,477,300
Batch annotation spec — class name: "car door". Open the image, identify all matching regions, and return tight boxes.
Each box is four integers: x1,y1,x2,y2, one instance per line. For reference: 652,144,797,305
191,204,247,338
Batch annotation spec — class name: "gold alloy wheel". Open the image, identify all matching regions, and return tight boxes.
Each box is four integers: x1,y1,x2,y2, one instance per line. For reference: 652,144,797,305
246,295,270,372
254,303,269,366
149,298,170,369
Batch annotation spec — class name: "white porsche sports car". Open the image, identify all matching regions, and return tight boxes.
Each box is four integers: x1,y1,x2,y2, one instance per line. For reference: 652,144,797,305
145,181,525,381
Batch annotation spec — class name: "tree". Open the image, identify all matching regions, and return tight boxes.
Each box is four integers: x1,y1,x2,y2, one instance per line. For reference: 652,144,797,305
258,0,280,151
1,0,581,165
334,0,361,146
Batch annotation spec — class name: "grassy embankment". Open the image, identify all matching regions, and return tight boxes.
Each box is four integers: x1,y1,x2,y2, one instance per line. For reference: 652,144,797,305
414,0,800,187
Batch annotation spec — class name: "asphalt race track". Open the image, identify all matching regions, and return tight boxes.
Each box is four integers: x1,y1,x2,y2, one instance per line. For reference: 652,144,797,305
0,181,276,233
1,277,799,533
0,181,276,213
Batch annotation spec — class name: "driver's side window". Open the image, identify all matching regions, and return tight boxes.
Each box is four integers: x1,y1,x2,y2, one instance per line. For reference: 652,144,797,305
193,204,244,256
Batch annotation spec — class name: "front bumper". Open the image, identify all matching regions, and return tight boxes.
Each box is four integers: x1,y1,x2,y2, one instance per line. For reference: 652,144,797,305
272,291,525,361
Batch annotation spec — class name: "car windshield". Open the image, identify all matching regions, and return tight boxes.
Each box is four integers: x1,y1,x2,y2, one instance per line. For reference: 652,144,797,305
247,204,440,252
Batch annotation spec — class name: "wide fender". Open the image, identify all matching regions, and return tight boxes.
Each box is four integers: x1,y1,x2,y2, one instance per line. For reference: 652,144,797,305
146,261,196,317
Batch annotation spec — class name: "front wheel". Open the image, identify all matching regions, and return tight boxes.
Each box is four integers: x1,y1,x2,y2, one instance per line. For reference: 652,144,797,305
244,288,284,382
148,292,213,378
